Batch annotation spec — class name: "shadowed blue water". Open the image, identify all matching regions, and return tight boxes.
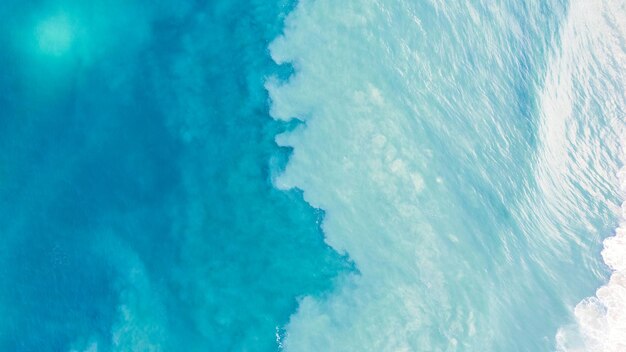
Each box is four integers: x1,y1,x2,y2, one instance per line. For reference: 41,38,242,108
0,1,350,351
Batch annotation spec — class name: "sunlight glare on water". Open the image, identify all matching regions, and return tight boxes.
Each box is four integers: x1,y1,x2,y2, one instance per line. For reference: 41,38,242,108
35,14,75,56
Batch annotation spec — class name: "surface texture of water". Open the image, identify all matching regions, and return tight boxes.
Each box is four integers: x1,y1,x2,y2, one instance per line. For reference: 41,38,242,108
0,0,624,351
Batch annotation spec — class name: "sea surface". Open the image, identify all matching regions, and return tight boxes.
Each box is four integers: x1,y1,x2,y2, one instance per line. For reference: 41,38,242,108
0,0,624,351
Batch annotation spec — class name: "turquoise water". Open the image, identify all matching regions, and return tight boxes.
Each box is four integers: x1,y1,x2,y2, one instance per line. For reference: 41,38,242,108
0,1,350,351
1,0,625,351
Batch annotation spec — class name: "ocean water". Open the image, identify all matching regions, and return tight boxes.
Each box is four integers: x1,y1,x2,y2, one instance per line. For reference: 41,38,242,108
1,0,625,351
0,1,351,351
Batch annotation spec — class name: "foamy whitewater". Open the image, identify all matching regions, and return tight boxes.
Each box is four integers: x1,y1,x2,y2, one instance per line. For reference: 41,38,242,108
268,0,625,350
1,0,625,351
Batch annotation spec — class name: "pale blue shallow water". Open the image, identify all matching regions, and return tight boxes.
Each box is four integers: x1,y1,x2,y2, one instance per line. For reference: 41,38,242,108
1,0,625,351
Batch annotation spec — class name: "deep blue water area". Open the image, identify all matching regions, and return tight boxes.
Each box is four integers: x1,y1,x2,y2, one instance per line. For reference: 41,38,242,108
0,1,350,351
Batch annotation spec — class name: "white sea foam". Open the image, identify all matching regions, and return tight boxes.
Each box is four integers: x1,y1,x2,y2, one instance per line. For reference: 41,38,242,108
557,165,626,352
267,0,608,350
557,157,626,352
270,0,626,348
540,0,626,351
